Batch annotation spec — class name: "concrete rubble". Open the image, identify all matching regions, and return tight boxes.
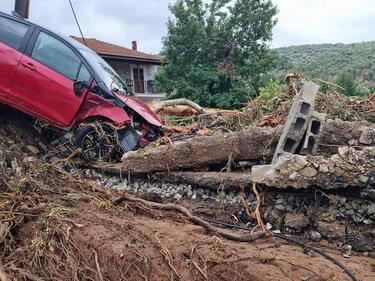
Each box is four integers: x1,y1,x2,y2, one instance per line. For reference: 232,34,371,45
253,146,375,189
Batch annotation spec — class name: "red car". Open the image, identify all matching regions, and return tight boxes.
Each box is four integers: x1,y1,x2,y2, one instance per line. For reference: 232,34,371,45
0,12,162,160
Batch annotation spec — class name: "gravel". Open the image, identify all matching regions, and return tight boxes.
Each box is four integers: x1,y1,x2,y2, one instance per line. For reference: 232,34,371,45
84,169,374,226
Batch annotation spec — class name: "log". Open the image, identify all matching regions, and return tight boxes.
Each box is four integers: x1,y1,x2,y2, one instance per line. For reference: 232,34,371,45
155,171,253,191
153,98,206,114
116,120,374,173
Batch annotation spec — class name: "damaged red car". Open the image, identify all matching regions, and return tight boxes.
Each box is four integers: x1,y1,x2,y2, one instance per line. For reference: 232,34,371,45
0,12,163,160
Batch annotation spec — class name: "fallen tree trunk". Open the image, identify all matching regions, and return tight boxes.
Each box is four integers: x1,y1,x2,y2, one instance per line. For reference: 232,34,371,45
254,146,375,190
116,120,374,173
156,171,253,191
153,98,206,114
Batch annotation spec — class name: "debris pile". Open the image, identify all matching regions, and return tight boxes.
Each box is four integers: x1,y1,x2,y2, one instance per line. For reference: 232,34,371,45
1,77,375,280
254,146,375,190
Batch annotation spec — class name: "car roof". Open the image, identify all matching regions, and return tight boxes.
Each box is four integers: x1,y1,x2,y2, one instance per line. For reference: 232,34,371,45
0,10,31,24
0,11,94,53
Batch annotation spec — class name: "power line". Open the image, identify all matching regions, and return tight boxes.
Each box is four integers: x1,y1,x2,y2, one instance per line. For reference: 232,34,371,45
68,0,87,46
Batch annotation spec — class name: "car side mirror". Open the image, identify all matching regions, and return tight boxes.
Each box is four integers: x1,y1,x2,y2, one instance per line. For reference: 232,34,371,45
74,80,88,97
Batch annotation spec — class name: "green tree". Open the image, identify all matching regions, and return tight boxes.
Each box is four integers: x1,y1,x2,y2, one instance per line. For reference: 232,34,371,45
156,0,278,108
335,72,369,96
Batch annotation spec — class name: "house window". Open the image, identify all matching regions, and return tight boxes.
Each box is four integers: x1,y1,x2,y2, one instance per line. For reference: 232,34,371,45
133,68,144,93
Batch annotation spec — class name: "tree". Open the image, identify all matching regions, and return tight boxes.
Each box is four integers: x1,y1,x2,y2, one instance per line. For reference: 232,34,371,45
156,0,278,108
335,72,369,97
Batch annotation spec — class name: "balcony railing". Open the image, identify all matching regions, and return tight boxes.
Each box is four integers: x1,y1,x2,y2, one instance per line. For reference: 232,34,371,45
125,80,161,94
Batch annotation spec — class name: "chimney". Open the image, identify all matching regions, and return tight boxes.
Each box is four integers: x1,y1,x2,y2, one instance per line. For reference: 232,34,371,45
132,41,137,51
14,0,30,19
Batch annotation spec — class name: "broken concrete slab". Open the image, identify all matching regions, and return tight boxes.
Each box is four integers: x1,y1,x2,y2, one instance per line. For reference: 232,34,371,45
253,146,375,189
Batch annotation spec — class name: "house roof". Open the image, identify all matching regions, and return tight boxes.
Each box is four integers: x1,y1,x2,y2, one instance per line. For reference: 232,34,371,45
70,36,161,64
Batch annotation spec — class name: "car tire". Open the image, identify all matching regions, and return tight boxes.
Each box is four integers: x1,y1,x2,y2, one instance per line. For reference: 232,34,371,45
75,124,117,161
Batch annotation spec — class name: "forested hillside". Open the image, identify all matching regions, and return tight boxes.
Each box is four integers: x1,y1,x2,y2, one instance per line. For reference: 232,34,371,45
274,41,375,91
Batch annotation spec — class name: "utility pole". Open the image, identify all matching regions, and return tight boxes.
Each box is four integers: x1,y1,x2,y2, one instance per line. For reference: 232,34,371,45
14,0,30,19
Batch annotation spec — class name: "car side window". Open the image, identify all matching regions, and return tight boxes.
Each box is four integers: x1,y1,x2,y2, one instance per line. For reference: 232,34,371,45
0,16,29,49
31,31,81,80
77,63,91,83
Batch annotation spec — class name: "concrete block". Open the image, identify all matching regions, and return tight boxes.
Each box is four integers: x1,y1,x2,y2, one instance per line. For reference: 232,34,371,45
300,111,327,155
252,164,273,183
272,81,319,163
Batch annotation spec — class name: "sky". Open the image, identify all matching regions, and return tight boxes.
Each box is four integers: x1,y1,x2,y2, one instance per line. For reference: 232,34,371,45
1,0,375,54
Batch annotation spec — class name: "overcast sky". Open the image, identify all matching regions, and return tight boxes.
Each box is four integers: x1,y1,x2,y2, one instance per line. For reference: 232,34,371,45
1,0,375,54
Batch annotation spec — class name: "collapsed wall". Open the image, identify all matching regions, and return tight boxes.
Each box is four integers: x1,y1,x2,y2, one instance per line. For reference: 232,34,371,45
118,120,374,173
253,146,375,190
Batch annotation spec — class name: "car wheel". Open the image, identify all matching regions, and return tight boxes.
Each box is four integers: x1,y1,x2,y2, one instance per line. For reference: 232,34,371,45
75,124,117,161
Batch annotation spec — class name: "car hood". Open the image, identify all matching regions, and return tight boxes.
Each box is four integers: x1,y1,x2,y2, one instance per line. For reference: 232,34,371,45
114,93,162,127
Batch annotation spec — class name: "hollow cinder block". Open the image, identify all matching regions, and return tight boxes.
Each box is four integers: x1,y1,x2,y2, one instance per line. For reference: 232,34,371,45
272,81,319,164
300,111,327,155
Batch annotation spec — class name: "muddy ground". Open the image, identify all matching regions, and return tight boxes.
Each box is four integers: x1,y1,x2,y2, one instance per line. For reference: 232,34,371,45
6,188,375,281
1,107,375,281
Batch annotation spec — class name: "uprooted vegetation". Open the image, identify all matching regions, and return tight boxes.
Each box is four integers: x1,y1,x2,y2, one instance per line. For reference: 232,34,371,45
1,78,375,281
1,132,375,281
157,88,375,135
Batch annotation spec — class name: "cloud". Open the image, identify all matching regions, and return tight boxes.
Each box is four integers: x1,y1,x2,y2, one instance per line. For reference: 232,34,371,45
1,0,375,53
272,0,375,47
0,0,173,54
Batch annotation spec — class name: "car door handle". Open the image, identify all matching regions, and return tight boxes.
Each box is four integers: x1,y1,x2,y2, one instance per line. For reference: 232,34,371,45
21,61,35,71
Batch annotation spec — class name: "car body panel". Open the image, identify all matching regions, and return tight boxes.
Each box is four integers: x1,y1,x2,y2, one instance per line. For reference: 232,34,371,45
0,11,162,134
9,54,86,127
0,41,23,98
75,92,131,125
114,93,162,127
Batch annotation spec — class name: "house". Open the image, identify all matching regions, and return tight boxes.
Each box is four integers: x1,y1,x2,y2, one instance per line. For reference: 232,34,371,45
71,36,166,103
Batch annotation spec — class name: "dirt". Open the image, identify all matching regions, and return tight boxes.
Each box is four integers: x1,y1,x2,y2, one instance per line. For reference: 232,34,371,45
1,104,375,281
12,195,375,281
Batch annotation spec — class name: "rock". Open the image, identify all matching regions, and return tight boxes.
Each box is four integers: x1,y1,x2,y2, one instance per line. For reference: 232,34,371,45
299,166,318,178
174,194,182,201
266,222,273,230
310,231,322,242
275,204,286,211
187,189,193,197
286,205,294,212
284,212,310,232
191,193,197,200
348,139,359,146
363,219,374,225
344,202,352,210
315,220,346,239
359,128,375,145
346,209,355,216
319,164,329,173
368,204,375,215
264,207,284,229
338,197,347,205
359,175,369,183
275,198,285,205
272,229,281,234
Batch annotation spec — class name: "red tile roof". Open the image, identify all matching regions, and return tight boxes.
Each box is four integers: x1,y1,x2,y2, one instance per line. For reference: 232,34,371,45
70,36,161,63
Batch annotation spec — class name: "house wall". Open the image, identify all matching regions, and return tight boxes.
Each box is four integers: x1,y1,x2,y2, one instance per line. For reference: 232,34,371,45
104,58,160,94
129,63,159,82
106,60,131,80
105,59,159,82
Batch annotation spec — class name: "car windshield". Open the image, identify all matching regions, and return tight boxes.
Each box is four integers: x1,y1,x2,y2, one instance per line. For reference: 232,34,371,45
79,48,129,94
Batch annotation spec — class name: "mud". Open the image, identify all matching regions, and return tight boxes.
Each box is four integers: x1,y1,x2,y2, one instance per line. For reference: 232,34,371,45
1,105,375,281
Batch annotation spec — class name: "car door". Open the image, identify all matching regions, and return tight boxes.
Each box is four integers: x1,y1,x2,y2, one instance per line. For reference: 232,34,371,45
10,29,90,127
0,15,31,99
